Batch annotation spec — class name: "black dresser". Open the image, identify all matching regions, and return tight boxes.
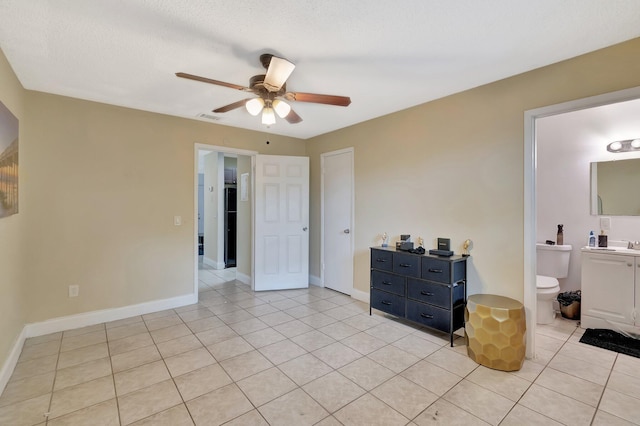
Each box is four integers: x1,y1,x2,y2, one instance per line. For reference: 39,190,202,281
370,247,467,346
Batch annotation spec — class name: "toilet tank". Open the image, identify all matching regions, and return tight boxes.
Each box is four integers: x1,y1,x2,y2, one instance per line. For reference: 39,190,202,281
536,243,572,278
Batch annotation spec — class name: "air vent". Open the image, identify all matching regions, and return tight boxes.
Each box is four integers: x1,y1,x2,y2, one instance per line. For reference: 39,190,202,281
197,113,221,121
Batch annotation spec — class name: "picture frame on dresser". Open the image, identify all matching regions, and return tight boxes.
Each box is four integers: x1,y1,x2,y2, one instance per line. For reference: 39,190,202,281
369,246,468,346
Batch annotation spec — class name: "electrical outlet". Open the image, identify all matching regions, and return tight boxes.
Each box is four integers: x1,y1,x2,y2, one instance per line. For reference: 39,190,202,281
600,217,611,232
68,285,79,298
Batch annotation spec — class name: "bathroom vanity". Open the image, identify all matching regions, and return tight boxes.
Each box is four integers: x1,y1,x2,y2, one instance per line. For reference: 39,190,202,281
581,246,640,331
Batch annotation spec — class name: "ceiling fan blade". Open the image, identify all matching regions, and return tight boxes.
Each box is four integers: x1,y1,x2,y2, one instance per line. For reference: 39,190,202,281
263,56,295,92
213,98,253,113
284,109,303,124
176,72,250,91
284,92,351,107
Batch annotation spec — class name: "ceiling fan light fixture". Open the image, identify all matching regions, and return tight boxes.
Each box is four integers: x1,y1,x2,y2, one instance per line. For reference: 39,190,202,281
264,56,295,92
262,107,276,125
272,99,291,118
245,98,264,116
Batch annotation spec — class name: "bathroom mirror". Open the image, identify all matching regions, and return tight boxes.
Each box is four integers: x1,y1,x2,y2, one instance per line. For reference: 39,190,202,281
590,158,640,215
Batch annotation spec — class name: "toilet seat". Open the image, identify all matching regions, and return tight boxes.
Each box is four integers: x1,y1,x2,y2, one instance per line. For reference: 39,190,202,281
536,275,559,289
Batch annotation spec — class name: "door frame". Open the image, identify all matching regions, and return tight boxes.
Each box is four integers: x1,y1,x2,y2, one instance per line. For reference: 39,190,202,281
320,147,355,288
194,143,257,298
523,86,640,359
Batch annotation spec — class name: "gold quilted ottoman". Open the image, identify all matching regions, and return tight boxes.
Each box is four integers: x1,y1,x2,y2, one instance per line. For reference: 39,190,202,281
465,294,526,371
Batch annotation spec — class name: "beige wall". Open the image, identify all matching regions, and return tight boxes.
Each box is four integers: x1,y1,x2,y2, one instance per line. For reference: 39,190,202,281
236,155,252,279
306,37,640,301
0,50,27,373
21,91,304,323
204,152,223,267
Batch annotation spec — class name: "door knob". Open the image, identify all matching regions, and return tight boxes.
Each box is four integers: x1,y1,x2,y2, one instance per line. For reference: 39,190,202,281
303,227,308,231
344,229,350,234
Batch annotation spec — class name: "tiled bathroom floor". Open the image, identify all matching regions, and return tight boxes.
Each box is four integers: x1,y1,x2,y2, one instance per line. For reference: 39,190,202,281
1,265,639,425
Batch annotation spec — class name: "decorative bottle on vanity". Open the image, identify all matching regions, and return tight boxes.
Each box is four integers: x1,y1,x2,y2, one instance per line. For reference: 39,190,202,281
598,230,608,248
557,224,564,245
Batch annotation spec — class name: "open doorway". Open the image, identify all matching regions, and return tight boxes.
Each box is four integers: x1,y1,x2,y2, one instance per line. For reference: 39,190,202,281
523,86,640,359
197,154,239,268
223,156,238,268
194,144,257,295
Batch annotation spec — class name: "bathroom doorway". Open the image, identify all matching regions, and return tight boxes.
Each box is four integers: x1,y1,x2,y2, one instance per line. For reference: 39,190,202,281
524,86,640,358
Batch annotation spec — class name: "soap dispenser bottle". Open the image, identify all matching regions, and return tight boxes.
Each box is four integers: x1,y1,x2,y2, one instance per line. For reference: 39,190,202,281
556,224,564,245
588,231,596,247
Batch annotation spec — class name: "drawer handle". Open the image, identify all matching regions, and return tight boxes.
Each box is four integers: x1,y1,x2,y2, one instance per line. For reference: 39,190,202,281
381,301,392,306
376,258,387,263
428,268,443,273
382,281,392,285
420,313,434,319
420,291,434,296
399,263,411,268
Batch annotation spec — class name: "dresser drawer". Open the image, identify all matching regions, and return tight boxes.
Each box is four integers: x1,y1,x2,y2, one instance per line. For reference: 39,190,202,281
406,300,449,332
371,289,405,317
393,252,420,278
407,278,450,309
371,270,405,296
371,249,393,272
421,257,451,283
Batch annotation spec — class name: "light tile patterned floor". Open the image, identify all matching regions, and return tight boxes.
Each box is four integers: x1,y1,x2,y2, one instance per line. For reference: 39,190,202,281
1,263,640,425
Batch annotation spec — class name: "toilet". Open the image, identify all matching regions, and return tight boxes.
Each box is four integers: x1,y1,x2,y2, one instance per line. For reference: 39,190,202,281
536,243,572,324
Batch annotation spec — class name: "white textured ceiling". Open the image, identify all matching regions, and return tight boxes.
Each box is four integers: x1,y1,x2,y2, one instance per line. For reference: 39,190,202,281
1,1,640,139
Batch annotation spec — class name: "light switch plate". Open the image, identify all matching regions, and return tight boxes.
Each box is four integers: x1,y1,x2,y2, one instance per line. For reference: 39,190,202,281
600,217,611,232
69,285,79,297
174,216,182,226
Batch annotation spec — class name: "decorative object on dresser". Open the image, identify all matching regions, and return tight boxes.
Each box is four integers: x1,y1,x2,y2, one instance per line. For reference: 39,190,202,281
462,239,472,257
370,246,467,346
395,234,413,251
429,237,454,257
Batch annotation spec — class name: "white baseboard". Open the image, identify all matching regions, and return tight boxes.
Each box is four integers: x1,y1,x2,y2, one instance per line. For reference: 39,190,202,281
0,327,27,397
1,291,197,395
25,292,197,338
309,274,322,287
236,271,251,285
203,257,225,270
351,288,370,304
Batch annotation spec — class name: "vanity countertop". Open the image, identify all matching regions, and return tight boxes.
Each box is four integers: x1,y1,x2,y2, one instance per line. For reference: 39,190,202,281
581,245,640,256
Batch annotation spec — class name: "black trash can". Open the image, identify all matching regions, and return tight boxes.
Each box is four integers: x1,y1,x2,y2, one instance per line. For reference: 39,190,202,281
557,290,581,320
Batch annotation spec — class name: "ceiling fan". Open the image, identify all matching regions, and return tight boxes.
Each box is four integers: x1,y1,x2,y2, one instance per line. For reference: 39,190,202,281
176,54,351,125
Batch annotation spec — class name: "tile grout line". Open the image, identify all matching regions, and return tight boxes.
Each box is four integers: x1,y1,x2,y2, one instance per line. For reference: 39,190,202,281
43,332,62,426
506,324,575,421
147,307,199,426
104,323,124,426
497,322,594,425
589,352,617,426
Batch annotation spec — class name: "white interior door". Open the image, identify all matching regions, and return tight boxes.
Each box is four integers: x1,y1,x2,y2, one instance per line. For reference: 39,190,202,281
322,148,354,295
254,155,309,291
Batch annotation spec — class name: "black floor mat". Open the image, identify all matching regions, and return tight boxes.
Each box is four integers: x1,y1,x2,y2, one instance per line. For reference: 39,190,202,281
580,328,640,358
